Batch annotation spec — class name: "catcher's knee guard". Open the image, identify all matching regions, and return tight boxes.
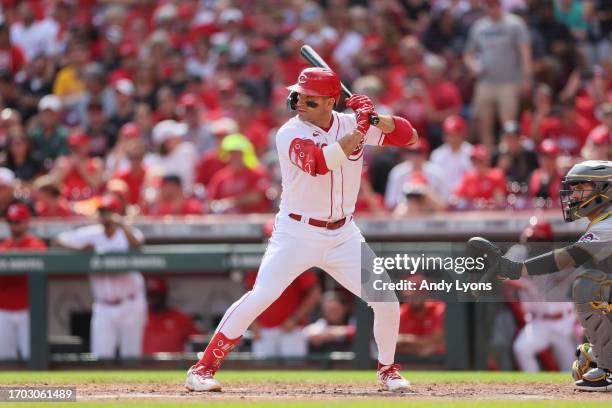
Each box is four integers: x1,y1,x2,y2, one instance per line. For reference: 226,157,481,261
573,269,612,370
572,343,597,381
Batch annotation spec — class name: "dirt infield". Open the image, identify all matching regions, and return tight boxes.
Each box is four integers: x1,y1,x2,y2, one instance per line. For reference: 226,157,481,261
75,381,610,402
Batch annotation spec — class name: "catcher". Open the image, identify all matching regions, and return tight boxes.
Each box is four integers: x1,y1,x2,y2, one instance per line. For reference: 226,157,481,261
468,160,612,391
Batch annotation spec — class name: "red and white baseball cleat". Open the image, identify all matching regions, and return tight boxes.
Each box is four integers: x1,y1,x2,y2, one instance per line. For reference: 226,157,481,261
185,365,222,392
377,363,410,392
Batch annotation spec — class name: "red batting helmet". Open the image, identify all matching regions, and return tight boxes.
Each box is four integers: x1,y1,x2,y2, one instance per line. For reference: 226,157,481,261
6,203,31,222
287,67,341,103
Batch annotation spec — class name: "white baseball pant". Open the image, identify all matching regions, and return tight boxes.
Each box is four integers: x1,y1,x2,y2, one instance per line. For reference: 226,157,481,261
252,327,308,358
91,295,147,358
215,215,400,365
0,309,29,360
513,314,576,372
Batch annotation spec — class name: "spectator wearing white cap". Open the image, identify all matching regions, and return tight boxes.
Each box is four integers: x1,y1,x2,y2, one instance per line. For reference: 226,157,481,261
149,120,197,192
29,95,69,170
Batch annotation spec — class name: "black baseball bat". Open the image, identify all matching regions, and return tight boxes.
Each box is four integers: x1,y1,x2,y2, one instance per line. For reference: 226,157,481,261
300,45,379,126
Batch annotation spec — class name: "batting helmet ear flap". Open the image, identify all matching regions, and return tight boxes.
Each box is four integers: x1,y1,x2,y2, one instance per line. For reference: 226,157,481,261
287,91,299,111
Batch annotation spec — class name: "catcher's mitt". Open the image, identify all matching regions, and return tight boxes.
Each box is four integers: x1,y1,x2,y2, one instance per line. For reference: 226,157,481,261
467,237,523,281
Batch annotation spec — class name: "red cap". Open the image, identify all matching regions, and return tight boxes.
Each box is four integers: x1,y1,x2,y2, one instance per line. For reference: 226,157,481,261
146,276,168,294
98,194,123,214
119,122,141,140
287,67,341,102
538,138,560,157
68,132,89,148
6,203,31,222
179,93,199,108
470,144,489,161
590,127,611,145
522,218,553,241
442,115,466,135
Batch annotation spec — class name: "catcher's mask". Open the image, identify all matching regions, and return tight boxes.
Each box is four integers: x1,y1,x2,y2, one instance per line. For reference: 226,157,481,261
560,160,612,222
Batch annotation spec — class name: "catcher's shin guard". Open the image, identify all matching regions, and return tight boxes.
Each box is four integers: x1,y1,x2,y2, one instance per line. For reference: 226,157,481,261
573,269,612,372
572,343,597,381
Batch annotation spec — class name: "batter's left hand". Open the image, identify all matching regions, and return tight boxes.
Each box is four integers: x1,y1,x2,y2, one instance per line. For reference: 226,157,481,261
346,94,373,112
356,107,373,135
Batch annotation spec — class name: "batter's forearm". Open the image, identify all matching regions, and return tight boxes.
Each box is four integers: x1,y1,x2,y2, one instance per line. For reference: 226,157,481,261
374,114,396,134
337,131,364,156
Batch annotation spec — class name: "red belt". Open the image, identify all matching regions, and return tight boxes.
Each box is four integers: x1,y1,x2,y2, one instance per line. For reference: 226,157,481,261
289,213,347,230
99,293,136,306
540,311,571,320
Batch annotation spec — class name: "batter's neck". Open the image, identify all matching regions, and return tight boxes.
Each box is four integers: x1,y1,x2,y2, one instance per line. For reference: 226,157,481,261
309,113,334,131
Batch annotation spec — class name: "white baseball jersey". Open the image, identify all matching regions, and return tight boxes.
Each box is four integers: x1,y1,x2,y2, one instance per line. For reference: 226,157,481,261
57,225,145,302
276,111,384,221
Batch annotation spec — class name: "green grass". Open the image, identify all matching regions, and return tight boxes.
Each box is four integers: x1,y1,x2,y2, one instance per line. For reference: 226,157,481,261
0,371,588,408
0,370,571,385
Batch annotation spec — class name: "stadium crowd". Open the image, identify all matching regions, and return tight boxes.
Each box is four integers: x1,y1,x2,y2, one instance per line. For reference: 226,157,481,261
0,0,608,219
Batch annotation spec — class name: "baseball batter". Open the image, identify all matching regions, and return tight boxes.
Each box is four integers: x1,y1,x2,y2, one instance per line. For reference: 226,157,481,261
185,67,417,392
469,160,612,391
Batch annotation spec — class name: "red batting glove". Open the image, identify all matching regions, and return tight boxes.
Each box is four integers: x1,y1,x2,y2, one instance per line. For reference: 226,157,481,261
356,107,371,135
346,94,373,112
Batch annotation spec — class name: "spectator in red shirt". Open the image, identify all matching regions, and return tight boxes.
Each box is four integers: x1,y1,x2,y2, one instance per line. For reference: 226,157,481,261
423,54,463,149
397,296,445,356
145,174,203,217
0,22,25,76
0,203,47,360
43,132,105,201
528,139,562,207
34,183,73,218
397,275,445,356
207,133,272,214
453,144,508,209
535,100,591,156
113,137,148,206
582,125,611,161
143,276,202,355
245,269,322,359
195,117,239,188
304,291,356,353
582,102,611,160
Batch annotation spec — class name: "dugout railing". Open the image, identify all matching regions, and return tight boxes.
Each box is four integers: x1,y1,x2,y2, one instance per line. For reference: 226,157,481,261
0,211,587,371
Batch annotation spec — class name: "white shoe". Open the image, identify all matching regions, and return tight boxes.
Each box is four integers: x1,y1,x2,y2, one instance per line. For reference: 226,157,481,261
377,363,410,392
185,365,222,392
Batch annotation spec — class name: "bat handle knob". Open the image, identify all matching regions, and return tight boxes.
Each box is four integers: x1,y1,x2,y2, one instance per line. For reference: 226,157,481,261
369,114,380,126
